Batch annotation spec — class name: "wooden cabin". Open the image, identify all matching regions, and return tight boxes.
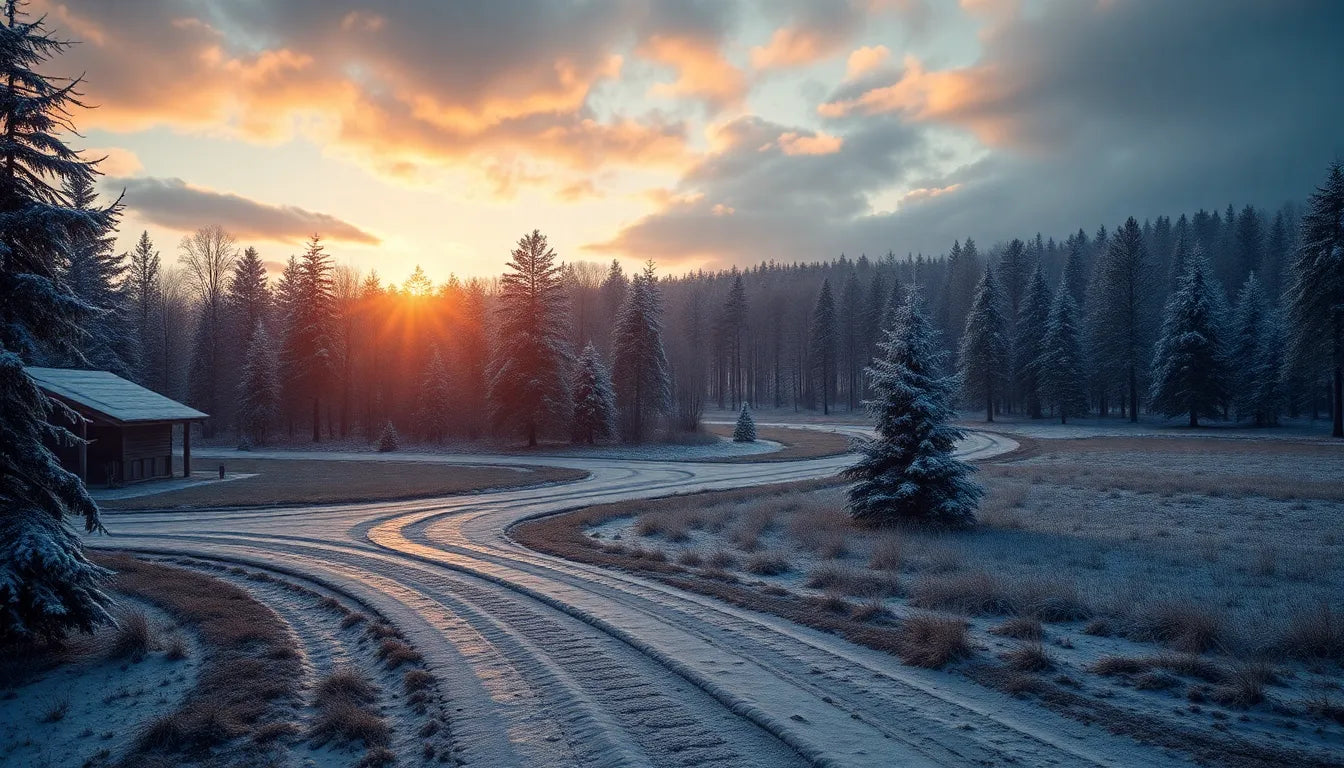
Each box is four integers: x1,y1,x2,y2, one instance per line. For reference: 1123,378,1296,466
25,367,209,487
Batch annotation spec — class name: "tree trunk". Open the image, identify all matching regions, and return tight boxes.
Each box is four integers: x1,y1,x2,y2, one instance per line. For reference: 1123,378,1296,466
985,387,994,423
1128,365,1139,423
1333,365,1343,438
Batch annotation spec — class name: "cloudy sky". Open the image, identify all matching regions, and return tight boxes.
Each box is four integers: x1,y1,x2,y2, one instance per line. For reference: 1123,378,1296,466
44,0,1344,282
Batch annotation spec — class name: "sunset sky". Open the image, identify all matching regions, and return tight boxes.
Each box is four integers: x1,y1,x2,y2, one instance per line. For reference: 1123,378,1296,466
42,0,1344,283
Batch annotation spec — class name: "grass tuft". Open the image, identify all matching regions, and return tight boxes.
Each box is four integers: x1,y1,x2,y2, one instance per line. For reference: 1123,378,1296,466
897,613,970,669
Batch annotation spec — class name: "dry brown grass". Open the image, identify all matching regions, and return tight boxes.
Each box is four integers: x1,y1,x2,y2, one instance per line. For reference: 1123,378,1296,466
102,457,586,510
1125,600,1223,653
805,565,901,598
897,613,971,669
744,551,793,576
701,423,853,461
1280,602,1344,659
377,638,423,669
991,616,1044,641
108,609,155,661
867,533,903,571
92,553,301,763
1004,643,1054,672
310,667,389,748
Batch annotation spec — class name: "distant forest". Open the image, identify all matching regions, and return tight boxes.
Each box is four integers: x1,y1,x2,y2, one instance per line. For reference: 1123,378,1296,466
46,163,1344,444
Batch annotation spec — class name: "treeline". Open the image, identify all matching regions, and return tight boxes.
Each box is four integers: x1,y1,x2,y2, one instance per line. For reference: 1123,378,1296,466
46,164,1344,444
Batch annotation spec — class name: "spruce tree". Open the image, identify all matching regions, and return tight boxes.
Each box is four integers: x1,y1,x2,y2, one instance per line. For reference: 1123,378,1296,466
720,274,747,409
376,421,399,452
808,279,838,415
286,235,336,442
62,175,133,376
733,401,756,442
488,230,572,446
1150,254,1230,427
126,231,161,387
612,262,671,442
571,342,615,444
0,3,117,641
1094,218,1156,421
236,321,279,445
1016,264,1052,419
1037,280,1087,423
416,345,452,443
846,293,981,528
1285,162,1344,438
958,265,1007,422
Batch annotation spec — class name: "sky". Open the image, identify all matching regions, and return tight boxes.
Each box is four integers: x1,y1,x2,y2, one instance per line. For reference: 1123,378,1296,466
38,0,1344,283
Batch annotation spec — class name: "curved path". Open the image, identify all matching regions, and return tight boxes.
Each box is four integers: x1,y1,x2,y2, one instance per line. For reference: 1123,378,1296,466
88,428,1192,767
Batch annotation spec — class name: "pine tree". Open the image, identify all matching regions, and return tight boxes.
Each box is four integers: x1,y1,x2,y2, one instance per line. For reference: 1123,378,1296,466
416,345,452,443
1094,218,1156,421
227,246,269,341
488,230,572,446
284,235,336,442
808,279,838,414
958,265,1008,422
571,342,615,444
839,271,863,410
733,401,756,442
1016,264,1052,419
459,280,490,439
0,3,117,641
61,174,133,376
846,292,981,528
612,262,671,442
1150,253,1230,427
236,321,279,445
126,231,161,387
1285,162,1344,438
376,420,399,452
719,274,747,409
1037,279,1087,424
181,225,237,436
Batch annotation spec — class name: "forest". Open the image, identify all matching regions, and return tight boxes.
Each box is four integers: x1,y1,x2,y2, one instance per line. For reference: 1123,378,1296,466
44,163,1344,446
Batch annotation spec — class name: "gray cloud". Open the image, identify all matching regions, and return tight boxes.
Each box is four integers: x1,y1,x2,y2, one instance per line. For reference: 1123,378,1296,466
111,177,380,245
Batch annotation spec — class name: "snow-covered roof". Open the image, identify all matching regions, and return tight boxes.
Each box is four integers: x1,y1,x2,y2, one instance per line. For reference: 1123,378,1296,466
24,367,208,424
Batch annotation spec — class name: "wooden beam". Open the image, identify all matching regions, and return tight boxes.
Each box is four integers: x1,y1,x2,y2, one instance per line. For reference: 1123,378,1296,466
183,421,191,478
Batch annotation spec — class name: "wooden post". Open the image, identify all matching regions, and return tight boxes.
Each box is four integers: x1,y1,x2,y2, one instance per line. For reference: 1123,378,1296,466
78,417,87,482
183,421,191,477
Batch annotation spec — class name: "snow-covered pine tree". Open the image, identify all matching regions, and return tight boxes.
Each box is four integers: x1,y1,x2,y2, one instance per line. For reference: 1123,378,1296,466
720,274,747,409
376,420,400,452
733,401,756,442
236,321,279,446
416,345,452,443
809,279,838,415
488,230,573,446
1149,252,1230,427
1093,218,1156,421
612,262,671,442
839,271,863,410
0,3,117,641
285,235,336,442
228,246,269,343
597,259,627,359
61,174,134,376
571,342,615,444
846,292,981,528
1285,162,1344,438
1016,263,1052,419
958,265,1008,422
126,231,161,388
1037,278,1088,423
1231,272,1273,424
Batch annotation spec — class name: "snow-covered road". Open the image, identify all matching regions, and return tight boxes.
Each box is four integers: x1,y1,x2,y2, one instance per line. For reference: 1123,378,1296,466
87,427,1194,767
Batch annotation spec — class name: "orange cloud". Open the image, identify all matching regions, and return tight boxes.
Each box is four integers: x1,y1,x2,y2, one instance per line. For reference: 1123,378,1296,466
642,35,747,110
750,27,829,70
845,44,891,79
86,147,143,177
776,131,844,155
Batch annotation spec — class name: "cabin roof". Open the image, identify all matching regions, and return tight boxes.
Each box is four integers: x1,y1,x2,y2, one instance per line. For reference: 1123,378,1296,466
24,367,209,424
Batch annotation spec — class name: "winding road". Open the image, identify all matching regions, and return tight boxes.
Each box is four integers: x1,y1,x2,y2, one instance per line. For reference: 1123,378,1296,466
88,426,1194,767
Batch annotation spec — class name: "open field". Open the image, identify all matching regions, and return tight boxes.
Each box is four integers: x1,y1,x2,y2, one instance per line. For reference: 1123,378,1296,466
701,422,854,461
516,434,1344,767
99,457,587,510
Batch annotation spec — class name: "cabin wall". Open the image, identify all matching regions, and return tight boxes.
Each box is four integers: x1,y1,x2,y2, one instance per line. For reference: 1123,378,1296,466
120,423,174,483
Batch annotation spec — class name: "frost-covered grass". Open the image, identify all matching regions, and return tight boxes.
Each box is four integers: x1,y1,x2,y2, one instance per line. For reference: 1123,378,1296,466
567,435,1344,765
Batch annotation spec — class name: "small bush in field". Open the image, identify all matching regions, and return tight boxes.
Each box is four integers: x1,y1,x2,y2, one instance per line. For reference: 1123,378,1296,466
376,422,400,452
744,552,792,576
898,614,970,669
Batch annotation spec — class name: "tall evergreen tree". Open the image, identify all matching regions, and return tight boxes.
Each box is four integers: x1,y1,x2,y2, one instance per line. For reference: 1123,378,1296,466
1038,279,1088,423
1285,162,1344,438
488,230,572,446
1016,263,1052,419
285,235,336,442
808,279,838,415
0,3,117,640
1230,273,1281,426
958,265,1008,422
1094,218,1155,421
416,345,452,443
719,274,747,409
61,175,132,376
732,400,756,442
839,270,863,410
227,246,269,340
236,321,279,445
126,231,160,387
612,262,671,442
180,225,237,436
1150,254,1230,427
571,342,615,444
459,280,490,439
846,292,980,528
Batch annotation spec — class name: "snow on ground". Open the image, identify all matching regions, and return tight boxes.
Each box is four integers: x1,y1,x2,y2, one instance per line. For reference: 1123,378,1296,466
0,598,200,768
89,470,258,501
957,413,1340,441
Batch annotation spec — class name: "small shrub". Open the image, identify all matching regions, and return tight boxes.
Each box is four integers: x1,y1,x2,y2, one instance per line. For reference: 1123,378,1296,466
705,550,738,569
403,669,434,694
38,698,69,723
1281,602,1344,659
991,616,1043,641
109,610,155,661
1127,600,1223,653
311,701,390,747
376,421,399,452
898,614,970,669
744,552,792,576
868,535,903,571
851,599,891,622
1134,671,1181,691
377,639,423,669
1004,643,1053,673
164,636,189,661
806,565,901,598
340,612,367,629
677,550,703,567
1153,653,1228,684
316,668,377,708
909,571,1010,615
1305,693,1344,725
1090,656,1149,676
252,720,301,744
356,747,397,768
